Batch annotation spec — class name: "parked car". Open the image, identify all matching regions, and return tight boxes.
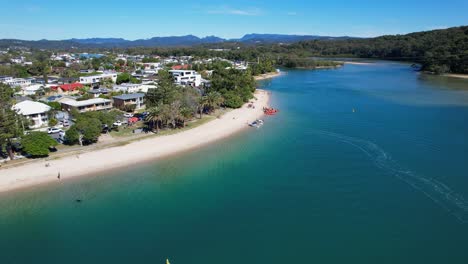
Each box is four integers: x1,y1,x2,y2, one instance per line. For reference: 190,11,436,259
47,127,63,134
57,131,66,143
123,113,134,118
113,121,123,127
61,120,70,127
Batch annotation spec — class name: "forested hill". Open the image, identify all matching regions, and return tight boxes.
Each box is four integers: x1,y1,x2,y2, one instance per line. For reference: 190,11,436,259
290,26,468,74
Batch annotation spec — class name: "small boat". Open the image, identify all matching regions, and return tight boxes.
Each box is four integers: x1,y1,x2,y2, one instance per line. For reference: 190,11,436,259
249,119,264,128
264,107,279,115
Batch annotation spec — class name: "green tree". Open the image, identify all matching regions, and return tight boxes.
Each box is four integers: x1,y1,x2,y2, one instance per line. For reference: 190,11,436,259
46,101,62,111
145,105,163,132
49,118,58,127
223,91,243,108
21,131,58,157
64,125,80,145
116,72,141,84
146,70,180,107
75,118,102,145
179,106,193,127
0,83,23,160
197,96,208,119
205,91,224,113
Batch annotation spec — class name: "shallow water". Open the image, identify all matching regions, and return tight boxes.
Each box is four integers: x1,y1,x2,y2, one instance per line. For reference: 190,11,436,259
1,62,468,263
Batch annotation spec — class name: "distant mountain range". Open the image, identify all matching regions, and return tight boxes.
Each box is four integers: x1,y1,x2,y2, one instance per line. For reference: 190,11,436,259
0,34,356,49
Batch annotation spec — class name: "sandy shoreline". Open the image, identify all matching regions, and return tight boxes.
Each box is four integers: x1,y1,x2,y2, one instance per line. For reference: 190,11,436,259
0,90,270,193
254,71,282,80
442,73,468,79
340,61,373,65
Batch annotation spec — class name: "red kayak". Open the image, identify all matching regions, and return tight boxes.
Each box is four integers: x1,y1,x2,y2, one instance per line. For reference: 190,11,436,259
264,107,279,115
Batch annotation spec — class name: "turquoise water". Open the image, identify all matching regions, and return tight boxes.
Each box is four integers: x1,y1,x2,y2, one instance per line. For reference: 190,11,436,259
1,62,468,263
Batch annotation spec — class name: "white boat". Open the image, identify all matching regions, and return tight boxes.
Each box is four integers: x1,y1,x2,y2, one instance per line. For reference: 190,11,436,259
249,119,264,128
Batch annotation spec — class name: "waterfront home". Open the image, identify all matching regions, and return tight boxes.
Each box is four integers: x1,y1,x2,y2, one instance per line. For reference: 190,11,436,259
113,93,145,111
61,98,112,113
12,100,51,129
79,72,118,85
169,70,202,87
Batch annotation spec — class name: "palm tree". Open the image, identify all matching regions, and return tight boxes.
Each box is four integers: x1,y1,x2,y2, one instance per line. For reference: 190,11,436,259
179,106,193,127
198,95,208,119
168,101,181,128
145,105,163,133
205,91,224,113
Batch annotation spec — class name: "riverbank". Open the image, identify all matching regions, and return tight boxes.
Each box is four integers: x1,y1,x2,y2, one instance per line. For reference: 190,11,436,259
254,71,282,80
340,61,374,65
442,73,468,79
0,89,270,193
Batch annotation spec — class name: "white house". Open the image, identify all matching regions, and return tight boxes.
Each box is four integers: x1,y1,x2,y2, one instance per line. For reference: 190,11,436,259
21,84,44,95
113,83,145,93
169,70,202,87
1,77,34,88
13,100,51,129
79,72,118,85
0,76,13,82
60,98,112,113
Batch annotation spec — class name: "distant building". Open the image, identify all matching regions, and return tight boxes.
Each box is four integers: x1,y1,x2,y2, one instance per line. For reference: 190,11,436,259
79,72,117,85
171,64,191,70
113,93,145,111
61,98,112,113
112,83,145,93
51,83,84,94
12,100,51,129
21,84,44,95
88,88,110,98
169,70,202,87
1,77,34,88
79,53,104,59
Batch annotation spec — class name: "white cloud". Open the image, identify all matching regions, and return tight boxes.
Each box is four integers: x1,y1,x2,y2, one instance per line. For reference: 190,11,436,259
207,6,262,16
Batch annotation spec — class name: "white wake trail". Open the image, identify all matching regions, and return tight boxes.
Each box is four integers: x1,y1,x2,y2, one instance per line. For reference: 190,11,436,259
311,130,468,223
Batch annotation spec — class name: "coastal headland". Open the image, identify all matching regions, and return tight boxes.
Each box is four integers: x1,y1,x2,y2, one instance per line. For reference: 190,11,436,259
0,90,270,193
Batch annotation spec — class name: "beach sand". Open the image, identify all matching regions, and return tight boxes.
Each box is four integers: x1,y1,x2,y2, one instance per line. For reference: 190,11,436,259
0,90,270,193
341,61,373,65
442,73,468,79
254,71,282,81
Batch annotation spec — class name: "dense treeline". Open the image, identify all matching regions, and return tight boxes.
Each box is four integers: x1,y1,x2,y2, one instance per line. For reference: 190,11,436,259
290,26,468,73
108,27,468,73
2,27,466,75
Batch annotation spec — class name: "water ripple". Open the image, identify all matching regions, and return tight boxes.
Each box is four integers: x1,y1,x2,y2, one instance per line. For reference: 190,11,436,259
311,130,468,223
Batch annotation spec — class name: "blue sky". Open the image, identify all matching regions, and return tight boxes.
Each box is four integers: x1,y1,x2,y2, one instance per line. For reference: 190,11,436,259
1,0,467,40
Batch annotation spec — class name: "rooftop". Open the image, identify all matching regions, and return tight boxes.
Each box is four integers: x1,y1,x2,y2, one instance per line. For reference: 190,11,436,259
61,98,111,107
113,93,145,100
88,88,109,94
13,100,51,115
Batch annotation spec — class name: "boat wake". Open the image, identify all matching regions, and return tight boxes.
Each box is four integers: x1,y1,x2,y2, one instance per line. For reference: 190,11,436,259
311,130,468,223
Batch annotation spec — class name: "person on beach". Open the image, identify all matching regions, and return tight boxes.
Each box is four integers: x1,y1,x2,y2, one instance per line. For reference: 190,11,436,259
57,172,61,179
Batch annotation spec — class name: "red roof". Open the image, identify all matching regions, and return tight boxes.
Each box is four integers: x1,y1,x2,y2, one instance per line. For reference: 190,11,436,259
52,82,84,91
171,64,190,70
